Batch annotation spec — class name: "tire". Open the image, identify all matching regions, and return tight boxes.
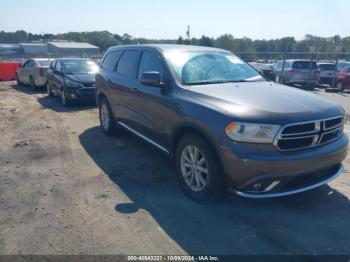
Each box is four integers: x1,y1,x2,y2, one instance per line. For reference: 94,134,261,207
46,82,54,97
175,133,224,201
30,76,36,90
60,88,71,106
16,74,22,86
337,82,344,92
99,97,117,136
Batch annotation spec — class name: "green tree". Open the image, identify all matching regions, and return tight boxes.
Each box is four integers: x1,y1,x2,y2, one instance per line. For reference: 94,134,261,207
198,35,213,47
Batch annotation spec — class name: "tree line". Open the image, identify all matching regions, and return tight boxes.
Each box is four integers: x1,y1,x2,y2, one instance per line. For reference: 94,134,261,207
1,30,349,60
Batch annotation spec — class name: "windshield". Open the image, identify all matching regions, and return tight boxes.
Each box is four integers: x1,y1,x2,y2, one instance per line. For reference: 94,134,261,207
318,64,335,70
61,60,99,74
164,51,263,85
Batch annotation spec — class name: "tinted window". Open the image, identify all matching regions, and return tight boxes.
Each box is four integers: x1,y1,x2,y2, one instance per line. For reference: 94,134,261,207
25,60,33,68
50,61,56,69
116,50,139,78
101,51,122,70
138,51,165,81
284,62,290,69
56,61,62,72
293,61,318,69
318,64,335,70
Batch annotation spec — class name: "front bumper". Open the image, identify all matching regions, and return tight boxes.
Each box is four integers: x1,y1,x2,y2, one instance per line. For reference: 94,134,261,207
66,86,96,102
233,164,343,198
221,134,348,198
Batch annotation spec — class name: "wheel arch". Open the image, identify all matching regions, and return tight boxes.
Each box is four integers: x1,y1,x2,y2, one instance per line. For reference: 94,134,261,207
171,124,225,174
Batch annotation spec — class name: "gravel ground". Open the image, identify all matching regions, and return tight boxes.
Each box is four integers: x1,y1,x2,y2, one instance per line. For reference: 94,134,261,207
0,81,349,255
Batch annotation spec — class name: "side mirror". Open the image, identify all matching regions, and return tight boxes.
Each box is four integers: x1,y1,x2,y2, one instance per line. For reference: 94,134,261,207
141,71,163,88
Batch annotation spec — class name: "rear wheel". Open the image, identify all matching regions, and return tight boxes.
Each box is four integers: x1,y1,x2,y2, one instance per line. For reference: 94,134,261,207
99,97,117,136
30,76,36,90
175,134,224,201
337,82,344,92
16,74,22,86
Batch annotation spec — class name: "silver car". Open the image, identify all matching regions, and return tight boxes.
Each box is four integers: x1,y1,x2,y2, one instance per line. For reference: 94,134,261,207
16,58,53,88
273,59,320,88
318,63,336,85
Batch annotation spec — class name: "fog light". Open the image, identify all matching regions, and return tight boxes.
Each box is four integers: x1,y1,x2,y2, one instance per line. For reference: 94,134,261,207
252,183,262,190
70,94,78,99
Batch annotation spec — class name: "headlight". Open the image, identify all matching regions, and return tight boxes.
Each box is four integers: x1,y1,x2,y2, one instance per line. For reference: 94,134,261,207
225,122,280,143
65,79,81,88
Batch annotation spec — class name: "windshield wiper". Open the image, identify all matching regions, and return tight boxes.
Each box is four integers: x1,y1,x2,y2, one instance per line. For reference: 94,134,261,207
184,80,225,85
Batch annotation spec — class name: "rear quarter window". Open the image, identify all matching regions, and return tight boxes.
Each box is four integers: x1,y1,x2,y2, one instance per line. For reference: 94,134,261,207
116,50,139,78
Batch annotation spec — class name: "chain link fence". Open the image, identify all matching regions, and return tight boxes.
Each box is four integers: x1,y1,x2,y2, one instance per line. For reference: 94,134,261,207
236,51,350,88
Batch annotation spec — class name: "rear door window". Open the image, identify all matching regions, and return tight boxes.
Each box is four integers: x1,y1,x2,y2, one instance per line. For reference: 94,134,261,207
25,60,34,68
116,50,139,78
101,51,122,71
55,61,62,72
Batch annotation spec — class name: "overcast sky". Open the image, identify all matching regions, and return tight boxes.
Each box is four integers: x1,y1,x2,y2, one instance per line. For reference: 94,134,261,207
0,0,349,40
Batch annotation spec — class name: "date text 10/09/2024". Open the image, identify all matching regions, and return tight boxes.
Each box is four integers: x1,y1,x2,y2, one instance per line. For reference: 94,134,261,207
127,256,220,261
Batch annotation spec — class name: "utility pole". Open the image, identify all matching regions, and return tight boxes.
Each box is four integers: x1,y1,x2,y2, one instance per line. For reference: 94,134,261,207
186,26,190,42
332,45,341,88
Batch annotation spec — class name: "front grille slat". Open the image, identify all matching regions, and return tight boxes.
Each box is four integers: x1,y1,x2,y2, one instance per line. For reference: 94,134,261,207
275,116,343,151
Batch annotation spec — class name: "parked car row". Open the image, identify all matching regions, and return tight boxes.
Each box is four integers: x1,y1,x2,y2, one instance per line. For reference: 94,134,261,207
16,58,99,105
15,44,348,201
250,60,350,91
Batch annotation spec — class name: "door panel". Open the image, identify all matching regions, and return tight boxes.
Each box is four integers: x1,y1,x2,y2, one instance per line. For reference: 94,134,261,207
127,50,167,145
108,50,140,127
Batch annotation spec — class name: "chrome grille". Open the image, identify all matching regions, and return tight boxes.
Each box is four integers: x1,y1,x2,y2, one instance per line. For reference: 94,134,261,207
274,116,344,151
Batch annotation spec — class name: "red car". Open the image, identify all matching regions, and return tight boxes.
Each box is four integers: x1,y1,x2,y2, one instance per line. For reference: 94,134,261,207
337,66,350,91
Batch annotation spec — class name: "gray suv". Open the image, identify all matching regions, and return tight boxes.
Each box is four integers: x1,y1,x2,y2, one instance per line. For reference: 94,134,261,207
96,45,348,200
274,59,320,88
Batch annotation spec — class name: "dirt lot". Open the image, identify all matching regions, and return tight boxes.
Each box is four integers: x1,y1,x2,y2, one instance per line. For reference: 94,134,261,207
0,81,349,255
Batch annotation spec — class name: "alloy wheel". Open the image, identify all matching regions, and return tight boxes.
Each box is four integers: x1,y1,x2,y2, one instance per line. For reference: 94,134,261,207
100,102,110,131
180,145,209,192
61,89,66,105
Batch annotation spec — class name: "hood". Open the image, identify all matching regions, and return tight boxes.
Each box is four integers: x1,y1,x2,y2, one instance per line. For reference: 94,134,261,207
65,73,95,84
188,81,344,124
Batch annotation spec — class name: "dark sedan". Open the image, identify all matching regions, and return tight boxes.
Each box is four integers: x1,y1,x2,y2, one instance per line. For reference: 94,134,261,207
46,58,98,106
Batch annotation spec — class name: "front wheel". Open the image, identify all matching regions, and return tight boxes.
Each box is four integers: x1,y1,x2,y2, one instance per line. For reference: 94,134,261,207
61,88,71,106
47,82,54,97
175,134,224,201
99,97,117,136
